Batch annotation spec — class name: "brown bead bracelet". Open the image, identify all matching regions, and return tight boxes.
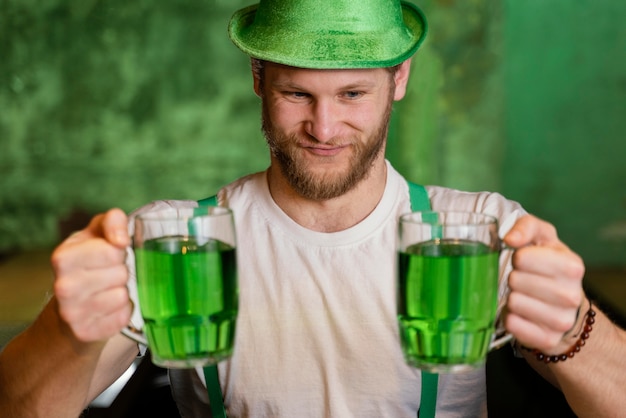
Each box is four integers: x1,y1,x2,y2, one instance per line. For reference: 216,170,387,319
522,299,596,364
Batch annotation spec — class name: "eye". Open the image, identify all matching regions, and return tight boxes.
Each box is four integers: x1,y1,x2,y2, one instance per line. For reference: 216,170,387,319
285,91,310,100
342,91,364,100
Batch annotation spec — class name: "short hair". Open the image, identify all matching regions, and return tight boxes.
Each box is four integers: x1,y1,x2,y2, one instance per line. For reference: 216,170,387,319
250,57,402,90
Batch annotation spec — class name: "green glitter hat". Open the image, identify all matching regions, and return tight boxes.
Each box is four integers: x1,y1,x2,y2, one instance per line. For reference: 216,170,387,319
228,0,428,69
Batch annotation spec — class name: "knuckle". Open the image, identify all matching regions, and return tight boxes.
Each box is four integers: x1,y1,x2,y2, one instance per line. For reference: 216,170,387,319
506,292,523,312
510,247,529,269
565,290,582,309
115,308,133,329
110,287,131,309
58,303,80,326
552,315,574,334
554,286,581,310
502,314,514,332
544,222,557,238
565,256,585,279
111,264,131,285
50,249,69,274
53,278,74,301
544,334,562,351
533,331,560,352
507,270,523,291
103,245,126,266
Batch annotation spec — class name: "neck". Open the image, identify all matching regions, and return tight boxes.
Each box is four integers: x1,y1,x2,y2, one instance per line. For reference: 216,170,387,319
267,160,388,233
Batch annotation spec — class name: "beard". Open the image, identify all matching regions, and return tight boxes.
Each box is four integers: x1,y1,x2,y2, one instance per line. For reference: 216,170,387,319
261,91,394,201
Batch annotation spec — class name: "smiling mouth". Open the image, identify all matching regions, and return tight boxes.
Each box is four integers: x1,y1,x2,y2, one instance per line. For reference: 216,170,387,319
303,144,350,157
300,138,351,152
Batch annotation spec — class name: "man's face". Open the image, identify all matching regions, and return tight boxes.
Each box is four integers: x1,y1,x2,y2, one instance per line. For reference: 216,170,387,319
258,63,397,201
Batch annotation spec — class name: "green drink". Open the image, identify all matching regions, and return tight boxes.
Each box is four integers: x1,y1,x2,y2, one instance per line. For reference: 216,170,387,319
398,239,499,373
135,235,238,368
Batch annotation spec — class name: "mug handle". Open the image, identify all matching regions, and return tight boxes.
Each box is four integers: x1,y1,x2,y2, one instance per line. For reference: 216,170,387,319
488,242,518,351
120,323,148,346
489,332,513,351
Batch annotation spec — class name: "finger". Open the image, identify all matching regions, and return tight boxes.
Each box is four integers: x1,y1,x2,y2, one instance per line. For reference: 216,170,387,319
57,283,132,342
508,268,582,309
67,209,129,249
101,208,130,248
84,209,129,248
52,238,128,275
59,283,130,325
511,245,585,281
54,263,129,303
504,311,562,351
71,294,134,342
506,290,579,336
504,214,566,249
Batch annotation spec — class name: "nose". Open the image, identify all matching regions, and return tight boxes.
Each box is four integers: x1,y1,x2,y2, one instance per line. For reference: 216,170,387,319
305,99,340,143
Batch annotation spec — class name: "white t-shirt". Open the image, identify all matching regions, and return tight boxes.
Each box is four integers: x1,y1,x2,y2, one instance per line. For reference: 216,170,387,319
127,161,526,418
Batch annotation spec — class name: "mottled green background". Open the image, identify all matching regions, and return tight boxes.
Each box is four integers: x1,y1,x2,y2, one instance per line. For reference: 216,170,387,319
1,0,625,267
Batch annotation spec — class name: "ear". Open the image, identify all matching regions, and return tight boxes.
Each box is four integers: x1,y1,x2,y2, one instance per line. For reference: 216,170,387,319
393,59,412,101
253,70,262,97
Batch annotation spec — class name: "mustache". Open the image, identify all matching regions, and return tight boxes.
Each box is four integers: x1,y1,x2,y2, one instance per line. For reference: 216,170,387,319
265,127,356,150
293,136,354,149
260,103,355,151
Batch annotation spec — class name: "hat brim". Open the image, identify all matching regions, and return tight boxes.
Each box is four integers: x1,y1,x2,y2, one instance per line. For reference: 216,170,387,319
228,1,427,69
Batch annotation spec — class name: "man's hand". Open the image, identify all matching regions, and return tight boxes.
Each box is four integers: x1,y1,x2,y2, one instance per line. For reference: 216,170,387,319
51,208,133,342
503,214,586,355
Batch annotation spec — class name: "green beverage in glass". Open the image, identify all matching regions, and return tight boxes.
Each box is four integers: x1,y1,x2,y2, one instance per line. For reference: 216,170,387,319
397,211,510,373
135,236,237,368
124,205,238,369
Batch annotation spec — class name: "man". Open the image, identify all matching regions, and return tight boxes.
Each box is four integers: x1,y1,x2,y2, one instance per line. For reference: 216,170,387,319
1,0,624,417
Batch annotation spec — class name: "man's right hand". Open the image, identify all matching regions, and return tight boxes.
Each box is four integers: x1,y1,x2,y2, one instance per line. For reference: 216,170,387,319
51,208,133,342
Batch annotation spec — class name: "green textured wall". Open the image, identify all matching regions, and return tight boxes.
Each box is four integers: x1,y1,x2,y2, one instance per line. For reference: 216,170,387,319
502,0,626,266
394,0,625,267
393,0,505,192
1,0,625,268
1,0,267,250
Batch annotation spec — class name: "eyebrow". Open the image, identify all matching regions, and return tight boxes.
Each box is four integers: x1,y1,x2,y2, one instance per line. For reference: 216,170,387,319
270,79,378,91
270,80,302,90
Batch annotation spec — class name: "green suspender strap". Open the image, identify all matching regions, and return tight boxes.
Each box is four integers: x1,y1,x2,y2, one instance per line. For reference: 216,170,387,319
407,182,439,418
198,195,218,207
204,365,227,418
197,195,228,418
199,182,438,418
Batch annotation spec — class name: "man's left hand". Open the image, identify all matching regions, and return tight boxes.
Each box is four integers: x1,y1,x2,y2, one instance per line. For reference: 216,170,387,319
503,214,586,355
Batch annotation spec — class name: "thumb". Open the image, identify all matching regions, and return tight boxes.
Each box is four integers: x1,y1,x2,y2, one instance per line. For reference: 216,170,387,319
503,214,565,250
85,208,130,248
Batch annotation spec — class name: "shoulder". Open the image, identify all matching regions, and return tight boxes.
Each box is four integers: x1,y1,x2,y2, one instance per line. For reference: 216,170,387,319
126,172,265,220
426,185,522,212
425,185,527,233
216,171,267,208
128,199,198,216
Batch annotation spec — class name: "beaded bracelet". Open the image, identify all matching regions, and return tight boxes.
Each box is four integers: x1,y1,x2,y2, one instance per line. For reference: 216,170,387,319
522,298,596,364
